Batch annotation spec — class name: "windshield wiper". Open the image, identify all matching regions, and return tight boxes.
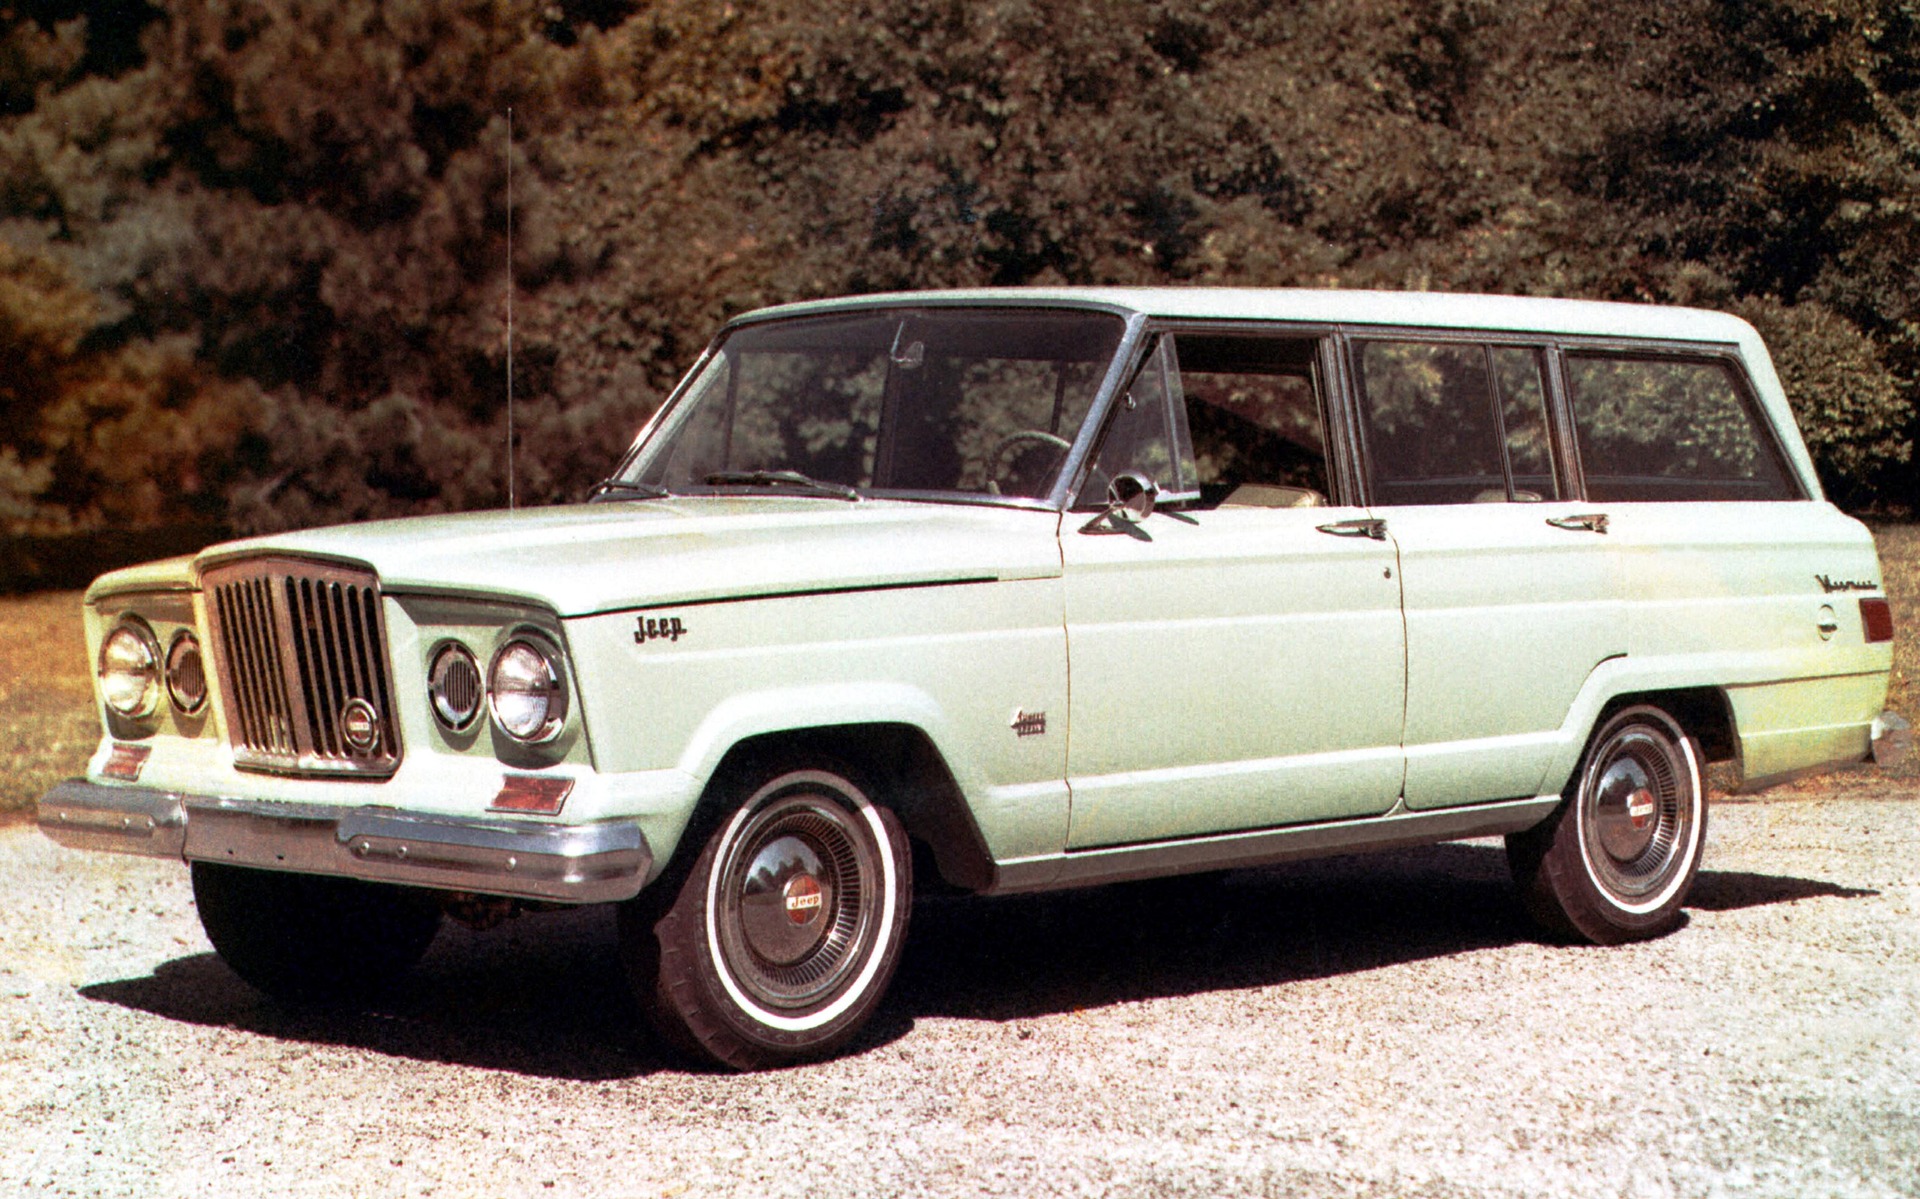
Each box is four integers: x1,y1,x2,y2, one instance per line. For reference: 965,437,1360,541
588,479,671,501
703,470,860,501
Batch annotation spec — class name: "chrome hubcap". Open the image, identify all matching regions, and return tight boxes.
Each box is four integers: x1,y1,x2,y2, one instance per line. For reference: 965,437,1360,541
715,788,876,1012
1594,754,1660,862
737,834,834,966
1580,721,1693,903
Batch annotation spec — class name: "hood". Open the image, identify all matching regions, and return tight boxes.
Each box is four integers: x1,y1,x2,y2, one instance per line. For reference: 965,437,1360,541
189,498,1064,617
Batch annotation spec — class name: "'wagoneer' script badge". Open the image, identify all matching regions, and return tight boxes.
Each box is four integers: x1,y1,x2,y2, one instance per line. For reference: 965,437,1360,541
1010,709,1047,738
634,615,688,644
1816,574,1879,593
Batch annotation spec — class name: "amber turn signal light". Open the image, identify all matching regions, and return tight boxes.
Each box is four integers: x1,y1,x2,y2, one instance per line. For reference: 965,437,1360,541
489,774,573,814
102,742,151,782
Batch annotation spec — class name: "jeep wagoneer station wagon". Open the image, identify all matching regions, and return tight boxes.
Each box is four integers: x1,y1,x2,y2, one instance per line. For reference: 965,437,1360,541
41,288,1907,1069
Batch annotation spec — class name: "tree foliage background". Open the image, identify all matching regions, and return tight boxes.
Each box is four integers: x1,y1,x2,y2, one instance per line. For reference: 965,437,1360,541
1,0,1915,534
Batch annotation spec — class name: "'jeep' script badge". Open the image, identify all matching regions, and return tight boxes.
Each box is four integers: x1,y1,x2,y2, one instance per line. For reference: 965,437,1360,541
634,615,687,645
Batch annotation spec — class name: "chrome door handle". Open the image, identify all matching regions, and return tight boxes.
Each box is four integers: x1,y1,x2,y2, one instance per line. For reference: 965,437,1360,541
1316,518,1388,540
1546,513,1609,534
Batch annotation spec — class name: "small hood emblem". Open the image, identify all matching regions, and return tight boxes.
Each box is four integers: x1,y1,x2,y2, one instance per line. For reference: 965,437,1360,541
340,698,382,754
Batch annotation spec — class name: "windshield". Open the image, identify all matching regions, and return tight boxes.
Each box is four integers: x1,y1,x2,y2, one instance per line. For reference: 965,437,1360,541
618,307,1127,502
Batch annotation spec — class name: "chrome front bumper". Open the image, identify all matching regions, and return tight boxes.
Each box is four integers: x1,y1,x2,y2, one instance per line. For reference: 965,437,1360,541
38,779,653,904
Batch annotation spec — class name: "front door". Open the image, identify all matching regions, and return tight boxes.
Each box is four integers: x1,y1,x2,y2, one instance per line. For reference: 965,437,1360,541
1062,330,1406,849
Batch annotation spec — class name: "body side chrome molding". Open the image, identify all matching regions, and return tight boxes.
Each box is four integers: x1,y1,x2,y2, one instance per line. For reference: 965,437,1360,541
985,793,1563,895
608,574,1002,615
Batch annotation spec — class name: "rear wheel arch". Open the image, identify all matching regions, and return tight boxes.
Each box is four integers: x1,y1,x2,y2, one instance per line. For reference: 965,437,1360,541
1550,686,1735,797
1619,687,1735,763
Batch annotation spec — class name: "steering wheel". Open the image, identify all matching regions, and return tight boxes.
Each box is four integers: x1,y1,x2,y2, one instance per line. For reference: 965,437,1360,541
987,429,1073,495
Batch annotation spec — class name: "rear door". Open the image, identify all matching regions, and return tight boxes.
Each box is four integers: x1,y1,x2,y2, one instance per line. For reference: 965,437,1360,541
1349,336,1627,809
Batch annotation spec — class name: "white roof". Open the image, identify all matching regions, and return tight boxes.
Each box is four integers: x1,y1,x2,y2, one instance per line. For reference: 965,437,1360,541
739,287,1759,345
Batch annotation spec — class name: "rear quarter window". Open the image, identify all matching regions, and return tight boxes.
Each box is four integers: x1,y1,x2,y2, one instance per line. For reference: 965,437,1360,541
1566,354,1799,502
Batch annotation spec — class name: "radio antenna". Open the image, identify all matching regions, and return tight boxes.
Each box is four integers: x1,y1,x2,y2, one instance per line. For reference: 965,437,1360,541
506,105,516,511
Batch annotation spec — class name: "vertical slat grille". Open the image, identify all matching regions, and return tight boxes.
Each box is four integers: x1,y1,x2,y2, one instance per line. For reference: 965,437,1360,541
213,577,294,757
202,557,402,777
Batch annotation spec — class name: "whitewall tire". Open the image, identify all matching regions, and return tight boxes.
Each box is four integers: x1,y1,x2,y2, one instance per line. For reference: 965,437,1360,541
620,760,911,1069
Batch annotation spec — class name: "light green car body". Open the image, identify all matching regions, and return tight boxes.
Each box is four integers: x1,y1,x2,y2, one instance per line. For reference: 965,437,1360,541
44,288,1899,904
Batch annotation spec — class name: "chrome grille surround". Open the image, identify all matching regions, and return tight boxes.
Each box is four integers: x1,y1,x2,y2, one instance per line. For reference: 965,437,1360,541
202,556,402,777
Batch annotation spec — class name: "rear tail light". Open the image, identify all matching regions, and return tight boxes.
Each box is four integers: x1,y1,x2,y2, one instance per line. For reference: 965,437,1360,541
1860,597,1894,643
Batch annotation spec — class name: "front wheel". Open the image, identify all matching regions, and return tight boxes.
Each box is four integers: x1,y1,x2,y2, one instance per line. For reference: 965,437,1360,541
619,762,911,1070
1507,704,1707,944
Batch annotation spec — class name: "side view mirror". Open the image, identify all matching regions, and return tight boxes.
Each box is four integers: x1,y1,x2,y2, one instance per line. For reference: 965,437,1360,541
1079,472,1158,535
1110,472,1157,520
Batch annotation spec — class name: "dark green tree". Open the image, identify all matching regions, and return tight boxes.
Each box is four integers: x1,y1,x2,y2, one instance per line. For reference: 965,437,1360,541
2,0,1913,531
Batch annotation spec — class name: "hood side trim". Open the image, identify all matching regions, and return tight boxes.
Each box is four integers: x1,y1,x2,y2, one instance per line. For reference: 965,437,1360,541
580,575,1003,620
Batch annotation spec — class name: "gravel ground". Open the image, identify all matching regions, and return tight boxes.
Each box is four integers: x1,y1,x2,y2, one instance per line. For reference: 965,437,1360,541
2,780,1916,1199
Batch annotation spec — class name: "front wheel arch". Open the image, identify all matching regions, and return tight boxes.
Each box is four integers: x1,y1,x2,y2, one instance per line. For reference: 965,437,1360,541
696,724,994,891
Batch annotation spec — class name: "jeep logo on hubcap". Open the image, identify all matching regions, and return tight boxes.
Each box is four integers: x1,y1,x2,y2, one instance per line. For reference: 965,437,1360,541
1627,788,1656,829
340,698,382,754
783,875,823,925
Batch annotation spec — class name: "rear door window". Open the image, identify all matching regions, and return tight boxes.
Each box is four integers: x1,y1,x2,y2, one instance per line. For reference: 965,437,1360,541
1354,340,1560,505
1566,355,1798,502
1492,347,1557,501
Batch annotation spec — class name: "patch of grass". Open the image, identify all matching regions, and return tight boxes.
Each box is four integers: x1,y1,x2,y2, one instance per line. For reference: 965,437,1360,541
0,590,95,819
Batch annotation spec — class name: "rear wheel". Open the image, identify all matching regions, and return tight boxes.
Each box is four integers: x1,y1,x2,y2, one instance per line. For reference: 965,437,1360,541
1507,704,1707,944
191,862,443,1003
619,761,911,1070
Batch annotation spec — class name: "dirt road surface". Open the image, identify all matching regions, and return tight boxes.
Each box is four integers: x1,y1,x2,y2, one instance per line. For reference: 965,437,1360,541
3,782,1916,1198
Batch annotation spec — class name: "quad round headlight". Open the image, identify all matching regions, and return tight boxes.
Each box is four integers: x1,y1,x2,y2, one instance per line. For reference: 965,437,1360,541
428,643,483,731
99,620,162,719
488,636,568,743
165,632,208,715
